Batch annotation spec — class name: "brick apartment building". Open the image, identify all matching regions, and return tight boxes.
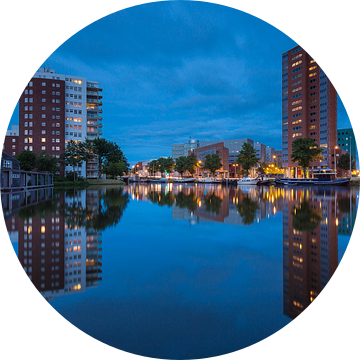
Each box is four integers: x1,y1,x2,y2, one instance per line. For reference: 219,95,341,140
3,67,103,178
282,46,337,178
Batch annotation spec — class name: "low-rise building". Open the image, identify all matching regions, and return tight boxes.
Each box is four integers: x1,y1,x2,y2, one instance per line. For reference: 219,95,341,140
191,142,229,177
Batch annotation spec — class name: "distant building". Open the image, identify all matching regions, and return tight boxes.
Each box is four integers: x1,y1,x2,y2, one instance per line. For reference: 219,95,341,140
265,146,276,164
192,142,229,177
336,128,357,167
172,139,200,159
274,150,282,167
199,138,254,164
3,125,19,157
254,142,266,163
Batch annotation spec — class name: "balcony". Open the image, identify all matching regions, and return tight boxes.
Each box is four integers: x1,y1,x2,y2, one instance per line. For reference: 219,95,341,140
87,114,103,120
86,99,103,105
87,91,103,98
86,83,103,91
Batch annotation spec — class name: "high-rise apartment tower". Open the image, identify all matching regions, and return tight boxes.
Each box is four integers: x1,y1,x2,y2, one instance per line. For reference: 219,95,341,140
281,46,337,178
17,67,102,178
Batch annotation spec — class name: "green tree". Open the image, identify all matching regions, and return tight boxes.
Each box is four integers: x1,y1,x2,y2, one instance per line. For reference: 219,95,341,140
290,138,323,175
337,153,356,176
103,161,127,179
163,157,175,175
204,153,222,177
236,143,259,176
92,138,111,179
16,150,37,171
174,191,198,211
204,193,222,214
106,142,129,171
36,152,59,174
174,156,188,177
81,139,95,180
186,153,199,176
61,140,86,181
148,160,158,176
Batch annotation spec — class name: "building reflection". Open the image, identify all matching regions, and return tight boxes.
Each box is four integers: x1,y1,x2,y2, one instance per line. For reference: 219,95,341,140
282,187,356,319
5,190,102,301
5,184,356,307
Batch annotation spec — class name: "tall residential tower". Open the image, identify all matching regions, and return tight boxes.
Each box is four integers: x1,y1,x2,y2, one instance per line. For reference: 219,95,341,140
16,67,102,178
281,46,337,178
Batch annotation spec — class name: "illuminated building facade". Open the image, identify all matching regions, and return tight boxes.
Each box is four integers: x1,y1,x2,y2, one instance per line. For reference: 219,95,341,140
282,46,337,178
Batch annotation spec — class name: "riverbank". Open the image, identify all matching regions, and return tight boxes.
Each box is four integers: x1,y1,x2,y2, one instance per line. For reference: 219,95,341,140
54,178,125,189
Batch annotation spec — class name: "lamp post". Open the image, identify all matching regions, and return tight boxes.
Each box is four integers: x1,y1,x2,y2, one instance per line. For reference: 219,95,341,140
349,136,352,180
232,163,238,178
334,146,338,178
197,160,201,178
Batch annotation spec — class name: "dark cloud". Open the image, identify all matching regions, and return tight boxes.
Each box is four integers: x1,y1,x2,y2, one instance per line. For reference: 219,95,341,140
9,1,352,162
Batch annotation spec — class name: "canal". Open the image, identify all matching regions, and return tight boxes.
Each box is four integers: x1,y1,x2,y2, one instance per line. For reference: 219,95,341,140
2,183,358,359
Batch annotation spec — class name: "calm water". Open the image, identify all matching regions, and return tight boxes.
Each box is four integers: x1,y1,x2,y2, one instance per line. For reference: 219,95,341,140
3,183,359,359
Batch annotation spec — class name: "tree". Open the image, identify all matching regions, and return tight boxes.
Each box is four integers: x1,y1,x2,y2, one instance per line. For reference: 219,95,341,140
103,161,127,179
204,153,222,177
81,139,95,180
236,143,259,176
92,138,111,179
186,153,199,176
290,138,323,175
106,142,129,171
163,157,175,175
61,140,86,181
16,150,37,171
36,152,59,174
174,156,188,177
148,160,158,176
204,193,222,214
337,153,356,176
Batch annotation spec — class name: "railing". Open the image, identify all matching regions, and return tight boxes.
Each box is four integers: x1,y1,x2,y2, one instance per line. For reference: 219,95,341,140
1,169,54,191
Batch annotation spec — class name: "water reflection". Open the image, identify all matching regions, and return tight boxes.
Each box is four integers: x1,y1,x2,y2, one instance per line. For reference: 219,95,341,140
3,188,129,301
1,184,358,357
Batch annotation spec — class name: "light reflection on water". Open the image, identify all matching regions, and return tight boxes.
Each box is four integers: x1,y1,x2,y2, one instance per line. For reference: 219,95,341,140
2,184,358,359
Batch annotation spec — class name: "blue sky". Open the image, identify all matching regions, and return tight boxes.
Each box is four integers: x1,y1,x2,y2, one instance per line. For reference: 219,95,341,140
9,1,351,163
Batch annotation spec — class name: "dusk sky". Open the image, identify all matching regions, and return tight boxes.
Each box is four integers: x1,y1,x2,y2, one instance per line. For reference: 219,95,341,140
9,1,351,163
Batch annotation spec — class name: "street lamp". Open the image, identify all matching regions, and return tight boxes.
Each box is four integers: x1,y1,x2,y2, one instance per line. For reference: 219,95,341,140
232,163,239,178
197,160,201,177
334,146,338,178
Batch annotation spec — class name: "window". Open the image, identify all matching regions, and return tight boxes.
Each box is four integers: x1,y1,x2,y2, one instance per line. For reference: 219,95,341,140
24,122,28,127
292,67,302,73
292,106,302,112
42,98,46,102
42,90,46,94
309,92,317,97
41,138,46,143
42,114,46,118
292,87,302,93
42,122,46,126
41,146,46,151
309,72,317,78
292,47,302,54
42,82,46,86
29,122,33,127
292,60,302,67
309,66,317,71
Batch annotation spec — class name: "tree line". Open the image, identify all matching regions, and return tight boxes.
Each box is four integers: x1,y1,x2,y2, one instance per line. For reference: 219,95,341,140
15,138,129,181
